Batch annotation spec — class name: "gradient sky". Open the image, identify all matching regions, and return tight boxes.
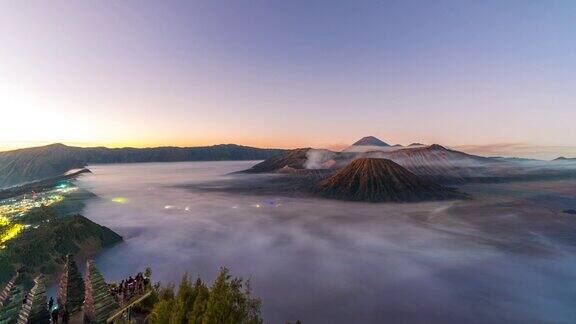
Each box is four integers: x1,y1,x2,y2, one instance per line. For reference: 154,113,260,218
1,1,575,158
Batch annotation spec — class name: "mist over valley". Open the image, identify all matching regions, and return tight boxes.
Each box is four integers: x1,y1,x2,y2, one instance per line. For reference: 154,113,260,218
74,158,576,323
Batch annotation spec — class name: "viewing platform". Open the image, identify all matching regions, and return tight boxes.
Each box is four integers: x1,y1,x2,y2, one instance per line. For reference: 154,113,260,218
106,288,152,323
0,254,152,324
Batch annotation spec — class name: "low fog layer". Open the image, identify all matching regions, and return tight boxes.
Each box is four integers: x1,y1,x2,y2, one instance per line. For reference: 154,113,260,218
77,161,576,323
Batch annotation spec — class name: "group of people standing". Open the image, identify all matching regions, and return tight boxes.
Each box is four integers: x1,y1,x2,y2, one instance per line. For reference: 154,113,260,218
109,272,150,306
43,273,150,323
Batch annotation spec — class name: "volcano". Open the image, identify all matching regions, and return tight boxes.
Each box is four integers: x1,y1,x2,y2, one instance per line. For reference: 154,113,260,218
317,158,464,202
352,136,390,147
344,136,394,153
358,144,505,181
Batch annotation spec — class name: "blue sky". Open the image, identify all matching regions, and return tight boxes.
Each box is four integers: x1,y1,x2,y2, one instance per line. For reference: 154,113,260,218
0,0,575,158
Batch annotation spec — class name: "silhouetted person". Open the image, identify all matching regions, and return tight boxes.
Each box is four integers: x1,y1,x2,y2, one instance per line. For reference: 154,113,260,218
51,307,59,323
62,307,69,324
48,297,54,311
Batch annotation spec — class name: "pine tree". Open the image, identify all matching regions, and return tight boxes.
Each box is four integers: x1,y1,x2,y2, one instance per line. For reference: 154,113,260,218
0,272,21,307
148,283,175,324
201,267,262,324
17,275,50,324
187,279,209,324
83,260,119,324
170,274,196,323
147,268,262,324
148,299,174,324
0,284,25,323
57,254,85,314
157,284,175,301
170,299,187,324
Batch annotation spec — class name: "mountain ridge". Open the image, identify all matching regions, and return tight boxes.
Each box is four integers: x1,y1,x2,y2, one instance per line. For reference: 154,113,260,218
0,143,285,188
554,156,575,161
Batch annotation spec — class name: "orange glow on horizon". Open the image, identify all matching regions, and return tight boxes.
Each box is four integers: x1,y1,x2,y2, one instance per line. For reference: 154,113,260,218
0,138,306,152
2,138,576,161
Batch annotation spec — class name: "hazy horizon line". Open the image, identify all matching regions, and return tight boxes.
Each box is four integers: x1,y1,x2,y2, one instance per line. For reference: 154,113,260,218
1,140,575,160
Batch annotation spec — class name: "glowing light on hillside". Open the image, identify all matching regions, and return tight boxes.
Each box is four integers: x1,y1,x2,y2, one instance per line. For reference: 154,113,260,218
0,216,10,226
0,185,77,248
0,224,24,248
56,183,69,189
111,197,129,204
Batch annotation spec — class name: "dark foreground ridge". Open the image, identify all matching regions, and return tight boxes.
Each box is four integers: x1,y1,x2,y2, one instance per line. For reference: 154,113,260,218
0,260,269,324
0,256,152,324
317,158,465,202
0,214,122,285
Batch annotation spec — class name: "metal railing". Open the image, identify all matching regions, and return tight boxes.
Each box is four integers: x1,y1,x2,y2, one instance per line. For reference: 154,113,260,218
106,288,152,323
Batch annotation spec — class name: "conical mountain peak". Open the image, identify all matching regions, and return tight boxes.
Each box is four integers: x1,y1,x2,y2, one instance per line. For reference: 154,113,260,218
352,136,390,147
317,158,464,202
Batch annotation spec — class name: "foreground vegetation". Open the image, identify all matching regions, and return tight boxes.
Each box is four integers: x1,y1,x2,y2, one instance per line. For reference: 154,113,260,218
0,190,122,285
144,267,263,324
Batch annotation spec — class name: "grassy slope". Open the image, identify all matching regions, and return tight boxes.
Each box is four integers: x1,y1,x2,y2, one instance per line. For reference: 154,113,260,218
0,191,122,285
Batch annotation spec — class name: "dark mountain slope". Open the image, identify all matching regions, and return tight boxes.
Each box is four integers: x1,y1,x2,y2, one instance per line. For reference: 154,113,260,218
0,144,85,189
0,213,122,285
360,144,505,181
241,144,533,184
554,157,576,161
0,168,90,200
0,143,284,188
242,148,311,173
317,158,465,202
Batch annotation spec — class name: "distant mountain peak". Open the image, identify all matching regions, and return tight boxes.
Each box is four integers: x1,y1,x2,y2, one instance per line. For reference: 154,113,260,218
428,144,447,150
408,143,424,147
554,156,571,161
46,143,69,148
352,136,389,147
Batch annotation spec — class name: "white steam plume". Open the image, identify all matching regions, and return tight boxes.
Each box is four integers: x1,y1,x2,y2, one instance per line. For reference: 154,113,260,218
304,149,336,169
